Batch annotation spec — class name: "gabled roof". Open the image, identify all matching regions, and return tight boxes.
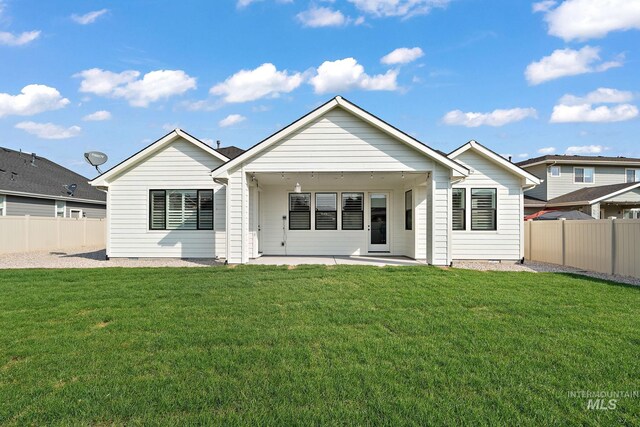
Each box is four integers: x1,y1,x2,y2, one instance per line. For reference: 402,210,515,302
517,154,640,168
210,96,469,178
89,129,229,187
448,140,541,187
546,182,640,207
0,147,106,204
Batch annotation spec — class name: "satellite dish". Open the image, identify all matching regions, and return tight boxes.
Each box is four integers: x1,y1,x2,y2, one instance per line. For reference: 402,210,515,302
84,151,108,173
65,183,78,196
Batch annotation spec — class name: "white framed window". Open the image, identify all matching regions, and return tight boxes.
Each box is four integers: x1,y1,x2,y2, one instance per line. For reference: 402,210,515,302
0,194,5,216
623,209,640,219
289,193,311,230
341,193,364,230
149,190,214,230
452,188,466,230
574,167,594,184
626,169,640,183
69,209,83,219
315,193,337,230
55,200,66,218
549,166,561,177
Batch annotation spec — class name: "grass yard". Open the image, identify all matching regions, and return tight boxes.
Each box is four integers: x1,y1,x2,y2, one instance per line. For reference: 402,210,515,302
1,266,639,425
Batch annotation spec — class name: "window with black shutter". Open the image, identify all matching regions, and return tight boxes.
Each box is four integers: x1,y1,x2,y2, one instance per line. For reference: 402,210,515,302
341,192,364,230
289,193,311,230
315,193,337,230
452,188,466,231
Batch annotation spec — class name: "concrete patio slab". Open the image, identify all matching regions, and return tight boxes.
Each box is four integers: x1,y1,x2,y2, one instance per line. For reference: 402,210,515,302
248,255,425,266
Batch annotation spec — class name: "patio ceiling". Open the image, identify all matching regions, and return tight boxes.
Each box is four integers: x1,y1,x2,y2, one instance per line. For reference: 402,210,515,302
251,171,426,187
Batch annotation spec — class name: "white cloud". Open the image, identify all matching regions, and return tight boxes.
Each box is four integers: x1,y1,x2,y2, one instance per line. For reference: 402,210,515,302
538,147,556,154
558,87,634,106
0,30,40,46
565,145,607,155
550,88,639,123
15,122,81,139
75,68,196,107
442,107,537,127
237,0,293,8
310,57,398,93
219,114,247,127
297,6,347,27
517,153,529,158
71,9,108,25
82,110,111,121
348,0,450,18
525,46,622,85
532,1,556,13
0,84,69,117
210,63,303,103
550,103,638,123
540,0,640,41
381,47,424,65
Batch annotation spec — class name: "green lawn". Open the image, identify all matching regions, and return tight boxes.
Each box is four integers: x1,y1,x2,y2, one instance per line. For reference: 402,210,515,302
1,266,638,426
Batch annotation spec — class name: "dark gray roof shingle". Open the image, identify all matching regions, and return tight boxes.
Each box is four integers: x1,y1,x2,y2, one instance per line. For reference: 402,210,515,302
517,154,640,167
215,146,245,160
0,147,106,202
546,182,640,205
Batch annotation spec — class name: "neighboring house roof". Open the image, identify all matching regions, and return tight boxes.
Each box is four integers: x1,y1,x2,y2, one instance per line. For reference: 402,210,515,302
448,140,541,187
0,146,106,204
546,182,640,207
524,195,547,207
210,96,470,178
216,146,245,159
90,129,229,187
517,154,640,168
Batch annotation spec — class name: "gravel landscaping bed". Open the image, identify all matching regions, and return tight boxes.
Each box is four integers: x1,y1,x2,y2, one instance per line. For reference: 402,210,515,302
1,247,637,286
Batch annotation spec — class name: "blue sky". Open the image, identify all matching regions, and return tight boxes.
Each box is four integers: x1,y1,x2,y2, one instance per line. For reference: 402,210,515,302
1,0,639,177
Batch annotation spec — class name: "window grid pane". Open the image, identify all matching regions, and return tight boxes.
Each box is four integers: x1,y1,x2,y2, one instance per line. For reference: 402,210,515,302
198,190,214,230
405,190,412,231
150,190,166,230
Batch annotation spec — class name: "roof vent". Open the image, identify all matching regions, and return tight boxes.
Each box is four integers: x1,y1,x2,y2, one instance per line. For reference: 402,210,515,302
216,140,221,149
10,172,17,181
31,153,36,166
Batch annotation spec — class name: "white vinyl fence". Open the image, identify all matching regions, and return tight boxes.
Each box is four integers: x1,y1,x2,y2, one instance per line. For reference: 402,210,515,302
0,216,106,254
525,219,640,279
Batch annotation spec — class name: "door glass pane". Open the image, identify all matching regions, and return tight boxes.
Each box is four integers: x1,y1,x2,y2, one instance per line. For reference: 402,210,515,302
370,194,386,245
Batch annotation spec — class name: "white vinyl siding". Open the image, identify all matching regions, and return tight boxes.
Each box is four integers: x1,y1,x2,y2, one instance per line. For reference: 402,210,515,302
450,149,523,261
107,139,225,258
242,108,436,173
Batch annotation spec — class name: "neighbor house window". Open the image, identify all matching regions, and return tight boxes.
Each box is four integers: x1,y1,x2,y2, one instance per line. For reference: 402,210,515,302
0,194,5,216
452,188,466,230
315,193,337,230
626,169,640,183
149,190,213,230
623,209,640,219
405,190,413,231
574,167,594,183
549,166,561,177
471,188,497,231
289,193,311,230
342,192,364,230
55,200,66,218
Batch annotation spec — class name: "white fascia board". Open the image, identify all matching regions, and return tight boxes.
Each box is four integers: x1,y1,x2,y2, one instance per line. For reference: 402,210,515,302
89,129,229,187
211,96,469,178
522,159,640,168
589,182,640,205
449,140,541,186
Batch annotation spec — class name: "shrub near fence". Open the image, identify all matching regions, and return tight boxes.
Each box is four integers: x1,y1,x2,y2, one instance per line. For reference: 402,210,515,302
0,216,106,254
525,219,640,279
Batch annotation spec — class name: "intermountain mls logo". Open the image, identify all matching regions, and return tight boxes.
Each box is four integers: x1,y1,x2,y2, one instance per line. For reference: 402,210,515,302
568,390,640,410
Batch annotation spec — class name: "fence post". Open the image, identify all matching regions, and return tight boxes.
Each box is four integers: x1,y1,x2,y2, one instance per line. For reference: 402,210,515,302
611,219,616,275
24,215,30,252
561,219,566,266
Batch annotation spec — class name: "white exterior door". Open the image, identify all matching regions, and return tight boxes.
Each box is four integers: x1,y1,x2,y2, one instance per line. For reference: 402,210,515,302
368,192,390,252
